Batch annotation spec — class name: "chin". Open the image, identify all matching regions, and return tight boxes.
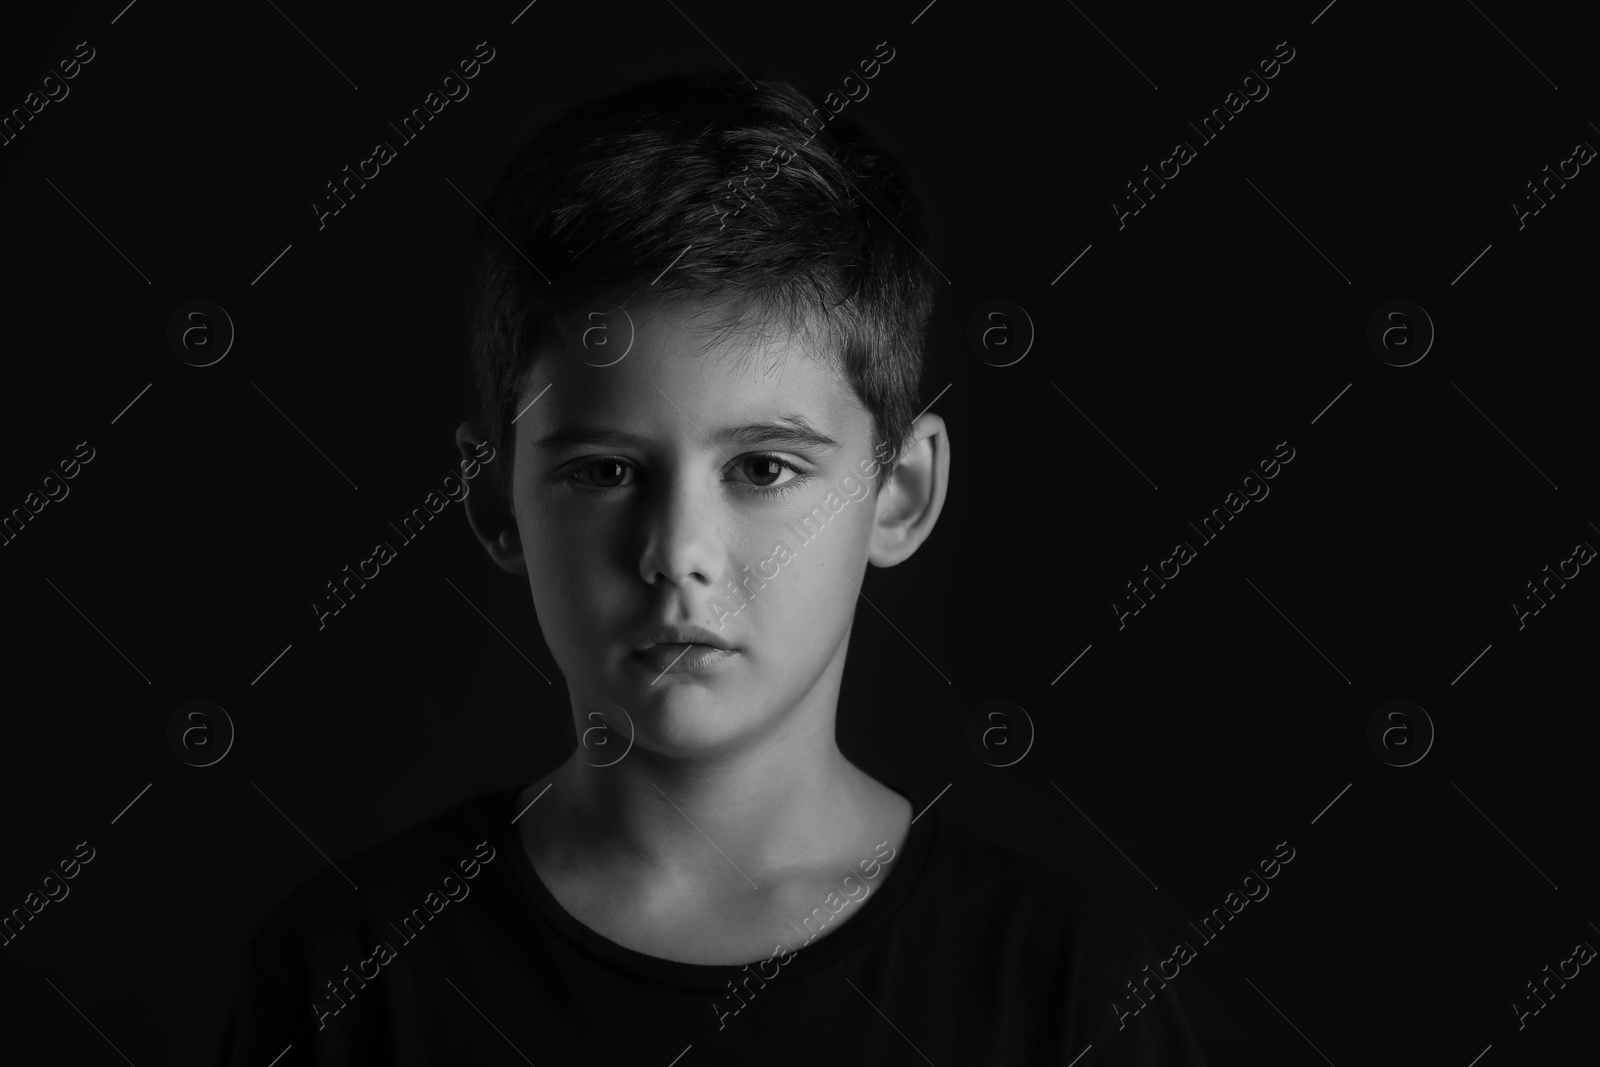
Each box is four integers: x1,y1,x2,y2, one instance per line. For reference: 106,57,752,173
633,694,764,755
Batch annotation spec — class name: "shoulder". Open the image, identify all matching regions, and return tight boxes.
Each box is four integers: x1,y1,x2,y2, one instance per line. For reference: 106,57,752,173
909,815,1210,1063
925,812,1156,959
922,815,1212,1059
250,790,508,948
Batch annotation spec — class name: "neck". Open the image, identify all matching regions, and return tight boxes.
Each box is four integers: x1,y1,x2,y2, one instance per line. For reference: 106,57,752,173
535,699,871,885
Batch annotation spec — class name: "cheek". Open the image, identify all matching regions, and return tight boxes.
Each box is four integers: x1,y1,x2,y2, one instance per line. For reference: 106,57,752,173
744,506,870,629
523,510,623,621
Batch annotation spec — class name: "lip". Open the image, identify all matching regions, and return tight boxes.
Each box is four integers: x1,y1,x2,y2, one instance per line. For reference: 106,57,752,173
631,623,736,653
630,643,740,674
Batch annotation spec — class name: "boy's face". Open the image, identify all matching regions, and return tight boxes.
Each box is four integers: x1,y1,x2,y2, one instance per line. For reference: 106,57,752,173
506,300,889,757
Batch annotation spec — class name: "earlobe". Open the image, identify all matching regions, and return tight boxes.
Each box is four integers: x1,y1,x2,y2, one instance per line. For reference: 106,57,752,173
456,420,526,575
866,415,950,568
492,531,524,563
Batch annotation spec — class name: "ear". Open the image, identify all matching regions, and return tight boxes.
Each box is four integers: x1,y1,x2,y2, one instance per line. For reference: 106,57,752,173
455,420,526,575
866,413,949,568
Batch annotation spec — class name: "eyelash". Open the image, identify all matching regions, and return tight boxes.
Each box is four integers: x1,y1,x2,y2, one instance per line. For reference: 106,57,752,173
559,453,810,498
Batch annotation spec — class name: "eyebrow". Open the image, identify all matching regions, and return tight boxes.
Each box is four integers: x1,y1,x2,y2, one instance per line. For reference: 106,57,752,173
533,415,842,456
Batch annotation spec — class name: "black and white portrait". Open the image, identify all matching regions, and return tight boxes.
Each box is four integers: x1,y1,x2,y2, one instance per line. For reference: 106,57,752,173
1,3,1592,1065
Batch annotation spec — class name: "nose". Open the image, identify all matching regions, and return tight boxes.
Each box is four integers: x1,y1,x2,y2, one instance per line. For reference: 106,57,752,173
636,469,727,589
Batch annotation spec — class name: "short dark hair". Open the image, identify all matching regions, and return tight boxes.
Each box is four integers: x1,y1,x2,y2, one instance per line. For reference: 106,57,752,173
465,70,938,501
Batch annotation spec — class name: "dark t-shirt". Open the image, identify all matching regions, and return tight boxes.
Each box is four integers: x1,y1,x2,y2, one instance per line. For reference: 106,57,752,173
218,785,1208,1065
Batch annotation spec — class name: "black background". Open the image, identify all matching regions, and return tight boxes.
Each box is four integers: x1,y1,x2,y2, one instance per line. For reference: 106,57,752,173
1,0,1595,1064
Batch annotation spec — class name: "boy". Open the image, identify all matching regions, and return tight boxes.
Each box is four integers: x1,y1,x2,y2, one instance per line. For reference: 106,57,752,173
219,72,1207,1064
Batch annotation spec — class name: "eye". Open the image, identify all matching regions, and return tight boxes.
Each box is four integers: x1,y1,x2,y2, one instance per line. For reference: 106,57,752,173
559,454,809,496
729,453,806,494
568,458,633,489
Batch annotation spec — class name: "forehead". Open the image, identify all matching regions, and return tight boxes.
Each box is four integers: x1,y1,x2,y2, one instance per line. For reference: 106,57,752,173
521,299,871,447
